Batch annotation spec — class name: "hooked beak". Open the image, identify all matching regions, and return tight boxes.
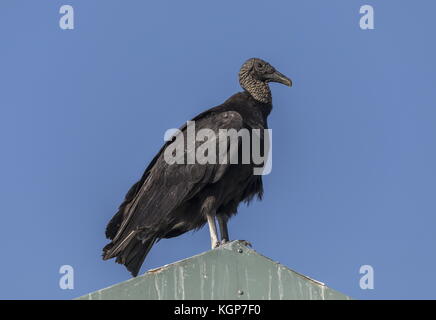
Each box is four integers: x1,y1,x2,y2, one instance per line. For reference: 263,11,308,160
265,70,292,87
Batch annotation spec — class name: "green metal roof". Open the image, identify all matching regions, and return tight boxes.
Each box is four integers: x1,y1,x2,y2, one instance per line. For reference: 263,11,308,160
78,240,350,300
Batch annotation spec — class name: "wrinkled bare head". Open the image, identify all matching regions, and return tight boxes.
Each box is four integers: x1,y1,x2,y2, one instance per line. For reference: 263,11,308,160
239,58,292,104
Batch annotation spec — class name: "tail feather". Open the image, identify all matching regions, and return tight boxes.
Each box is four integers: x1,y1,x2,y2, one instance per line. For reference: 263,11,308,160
103,235,157,277
124,237,157,277
102,230,137,260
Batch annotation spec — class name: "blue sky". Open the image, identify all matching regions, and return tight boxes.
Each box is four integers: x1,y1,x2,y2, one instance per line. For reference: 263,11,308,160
1,0,435,299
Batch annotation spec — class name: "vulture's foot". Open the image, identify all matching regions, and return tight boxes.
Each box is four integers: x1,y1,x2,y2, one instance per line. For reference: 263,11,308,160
212,240,220,249
219,239,229,246
239,240,252,248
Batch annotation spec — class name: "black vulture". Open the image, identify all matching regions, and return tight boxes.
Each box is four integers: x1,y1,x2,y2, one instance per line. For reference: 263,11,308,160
102,58,292,276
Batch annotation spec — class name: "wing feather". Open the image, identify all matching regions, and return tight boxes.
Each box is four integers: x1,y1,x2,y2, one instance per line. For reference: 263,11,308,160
106,110,243,256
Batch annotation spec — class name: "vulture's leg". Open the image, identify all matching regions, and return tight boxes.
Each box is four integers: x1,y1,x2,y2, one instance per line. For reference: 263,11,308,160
217,215,229,244
202,196,220,249
206,213,220,249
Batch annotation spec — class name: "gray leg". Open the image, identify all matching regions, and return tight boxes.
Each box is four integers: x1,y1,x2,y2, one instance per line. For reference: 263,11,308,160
217,215,229,244
206,213,220,249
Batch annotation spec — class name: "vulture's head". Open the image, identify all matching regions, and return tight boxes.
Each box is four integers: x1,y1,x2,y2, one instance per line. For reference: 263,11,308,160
239,58,292,104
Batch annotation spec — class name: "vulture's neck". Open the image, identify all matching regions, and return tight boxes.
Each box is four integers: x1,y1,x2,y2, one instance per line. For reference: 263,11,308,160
239,73,272,104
